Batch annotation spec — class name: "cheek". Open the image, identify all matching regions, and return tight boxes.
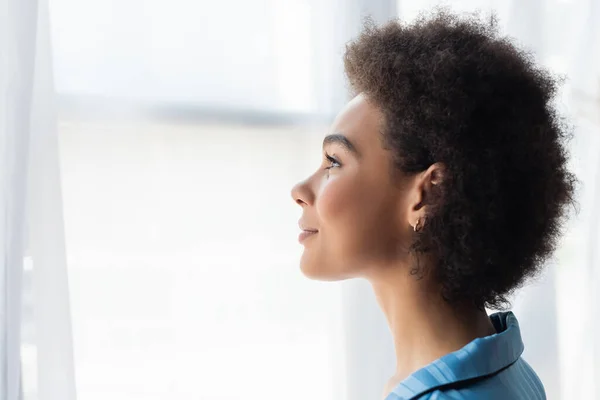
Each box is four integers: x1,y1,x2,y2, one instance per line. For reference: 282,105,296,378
316,176,380,252
316,176,357,223
316,174,401,265
306,176,366,277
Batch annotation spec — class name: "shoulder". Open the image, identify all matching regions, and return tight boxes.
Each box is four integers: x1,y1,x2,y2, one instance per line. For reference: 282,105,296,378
413,359,546,400
414,388,505,400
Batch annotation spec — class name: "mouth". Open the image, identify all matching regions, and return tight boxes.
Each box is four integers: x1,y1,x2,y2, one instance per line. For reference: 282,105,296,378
298,230,318,244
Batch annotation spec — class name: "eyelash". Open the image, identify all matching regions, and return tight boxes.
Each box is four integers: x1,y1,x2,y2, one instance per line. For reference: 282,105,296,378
324,153,341,171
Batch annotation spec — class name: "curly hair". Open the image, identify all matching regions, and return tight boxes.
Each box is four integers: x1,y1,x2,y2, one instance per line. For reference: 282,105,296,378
343,9,577,309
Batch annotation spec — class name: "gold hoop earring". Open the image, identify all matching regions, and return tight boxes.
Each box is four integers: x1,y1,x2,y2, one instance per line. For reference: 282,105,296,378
413,217,421,232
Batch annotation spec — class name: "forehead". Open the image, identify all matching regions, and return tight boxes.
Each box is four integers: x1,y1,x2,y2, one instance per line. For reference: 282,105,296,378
328,93,383,154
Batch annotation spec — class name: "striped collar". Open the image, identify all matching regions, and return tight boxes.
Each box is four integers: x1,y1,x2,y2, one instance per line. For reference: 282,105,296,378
385,312,524,400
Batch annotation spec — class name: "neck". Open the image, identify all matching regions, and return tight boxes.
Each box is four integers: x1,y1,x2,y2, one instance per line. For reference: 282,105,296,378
367,266,496,396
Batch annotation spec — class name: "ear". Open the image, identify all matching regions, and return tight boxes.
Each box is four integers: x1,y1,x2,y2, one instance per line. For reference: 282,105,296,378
408,162,445,231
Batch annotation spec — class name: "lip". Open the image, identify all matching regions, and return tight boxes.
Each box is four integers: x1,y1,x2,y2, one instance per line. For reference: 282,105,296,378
298,230,318,244
298,220,318,231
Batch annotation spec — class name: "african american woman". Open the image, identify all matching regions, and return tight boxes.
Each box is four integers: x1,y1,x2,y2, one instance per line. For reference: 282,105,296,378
291,10,575,400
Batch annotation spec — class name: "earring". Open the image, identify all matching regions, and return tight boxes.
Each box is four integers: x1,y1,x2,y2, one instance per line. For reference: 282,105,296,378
413,217,423,232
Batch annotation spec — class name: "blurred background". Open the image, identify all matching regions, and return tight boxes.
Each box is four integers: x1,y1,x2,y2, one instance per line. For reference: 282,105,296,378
5,0,599,400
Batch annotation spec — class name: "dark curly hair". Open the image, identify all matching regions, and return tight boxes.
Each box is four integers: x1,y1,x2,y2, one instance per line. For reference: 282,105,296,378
343,9,577,309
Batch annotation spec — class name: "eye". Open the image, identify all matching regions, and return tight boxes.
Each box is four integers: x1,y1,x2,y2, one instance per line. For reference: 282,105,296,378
324,153,341,171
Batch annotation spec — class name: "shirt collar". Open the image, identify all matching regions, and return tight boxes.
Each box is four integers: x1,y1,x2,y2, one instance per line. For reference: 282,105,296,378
386,311,524,400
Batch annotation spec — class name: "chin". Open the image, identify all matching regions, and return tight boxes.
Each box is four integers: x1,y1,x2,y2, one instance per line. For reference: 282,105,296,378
299,259,353,282
301,268,345,281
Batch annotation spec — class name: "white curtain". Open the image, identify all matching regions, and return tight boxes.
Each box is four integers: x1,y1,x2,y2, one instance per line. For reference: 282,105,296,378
0,0,36,396
1,0,76,399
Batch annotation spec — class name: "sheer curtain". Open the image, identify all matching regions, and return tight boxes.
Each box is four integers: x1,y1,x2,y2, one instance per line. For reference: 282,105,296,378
2,0,76,400
0,0,36,397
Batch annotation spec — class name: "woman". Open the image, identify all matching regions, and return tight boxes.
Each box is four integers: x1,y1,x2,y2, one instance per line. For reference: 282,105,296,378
291,10,575,400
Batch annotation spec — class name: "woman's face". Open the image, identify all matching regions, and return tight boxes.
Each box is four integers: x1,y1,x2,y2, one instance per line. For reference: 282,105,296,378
291,94,415,280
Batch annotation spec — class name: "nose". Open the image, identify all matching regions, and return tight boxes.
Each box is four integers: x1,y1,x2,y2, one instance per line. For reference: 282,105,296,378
291,178,314,207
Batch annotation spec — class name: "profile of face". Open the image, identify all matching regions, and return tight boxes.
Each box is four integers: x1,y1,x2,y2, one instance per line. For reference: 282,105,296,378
291,93,425,281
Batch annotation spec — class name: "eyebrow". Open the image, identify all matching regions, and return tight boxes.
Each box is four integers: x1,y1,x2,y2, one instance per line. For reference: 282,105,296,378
323,133,360,158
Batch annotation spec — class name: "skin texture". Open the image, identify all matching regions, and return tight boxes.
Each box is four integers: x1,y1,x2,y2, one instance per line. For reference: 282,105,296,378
291,94,496,396
292,93,411,281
